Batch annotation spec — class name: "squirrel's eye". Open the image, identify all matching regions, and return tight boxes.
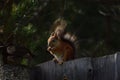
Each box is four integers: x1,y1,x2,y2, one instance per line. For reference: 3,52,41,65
52,39,56,43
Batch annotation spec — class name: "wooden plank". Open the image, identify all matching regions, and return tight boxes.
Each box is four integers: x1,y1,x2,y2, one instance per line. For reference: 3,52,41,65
93,53,117,80
116,52,120,80
30,58,92,80
30,53,120,80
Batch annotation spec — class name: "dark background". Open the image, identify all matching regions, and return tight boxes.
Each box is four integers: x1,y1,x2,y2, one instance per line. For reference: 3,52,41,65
0,0,120,65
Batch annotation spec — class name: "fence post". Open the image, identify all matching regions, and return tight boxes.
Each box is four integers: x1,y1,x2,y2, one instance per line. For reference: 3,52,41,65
30,58,93,80
30,52,120,80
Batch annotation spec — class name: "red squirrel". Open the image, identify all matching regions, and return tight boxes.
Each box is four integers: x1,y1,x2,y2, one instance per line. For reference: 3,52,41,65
47,18,77,64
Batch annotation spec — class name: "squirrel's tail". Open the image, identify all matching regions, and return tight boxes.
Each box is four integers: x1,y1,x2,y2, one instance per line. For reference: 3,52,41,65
63,32,78,56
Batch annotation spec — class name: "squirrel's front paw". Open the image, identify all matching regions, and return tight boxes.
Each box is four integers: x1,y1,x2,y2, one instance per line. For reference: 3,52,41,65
52,58,63,65
58,61,64,65
52,58,58,63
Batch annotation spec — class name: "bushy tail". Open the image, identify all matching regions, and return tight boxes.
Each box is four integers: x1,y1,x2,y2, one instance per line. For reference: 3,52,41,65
63,32,78,56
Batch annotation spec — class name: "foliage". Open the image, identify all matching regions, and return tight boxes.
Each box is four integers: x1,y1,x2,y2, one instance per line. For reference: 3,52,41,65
0,0,120,64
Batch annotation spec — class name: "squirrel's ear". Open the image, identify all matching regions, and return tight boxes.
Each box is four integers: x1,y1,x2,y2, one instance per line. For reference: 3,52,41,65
50,32,59,39
56,30,63,40
54,33,59,39
50,32,55,36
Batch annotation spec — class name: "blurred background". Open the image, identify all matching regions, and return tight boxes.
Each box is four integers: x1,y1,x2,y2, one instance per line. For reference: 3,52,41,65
0,0,120,65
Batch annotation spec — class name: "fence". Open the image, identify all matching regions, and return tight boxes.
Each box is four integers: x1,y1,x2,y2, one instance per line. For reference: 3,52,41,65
30,52,120,80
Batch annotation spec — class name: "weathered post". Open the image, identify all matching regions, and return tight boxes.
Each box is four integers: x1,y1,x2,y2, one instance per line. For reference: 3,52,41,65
30,52,120,80
30,58,93,80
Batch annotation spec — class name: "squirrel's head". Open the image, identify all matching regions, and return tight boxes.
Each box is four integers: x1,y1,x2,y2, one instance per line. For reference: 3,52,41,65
47,32,61,49
47,18,78,53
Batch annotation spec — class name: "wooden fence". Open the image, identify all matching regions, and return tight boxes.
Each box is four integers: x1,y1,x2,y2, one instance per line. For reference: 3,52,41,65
30,52,120,80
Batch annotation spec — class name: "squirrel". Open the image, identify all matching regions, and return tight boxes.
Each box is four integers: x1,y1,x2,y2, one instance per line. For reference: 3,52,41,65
47,18,77,64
